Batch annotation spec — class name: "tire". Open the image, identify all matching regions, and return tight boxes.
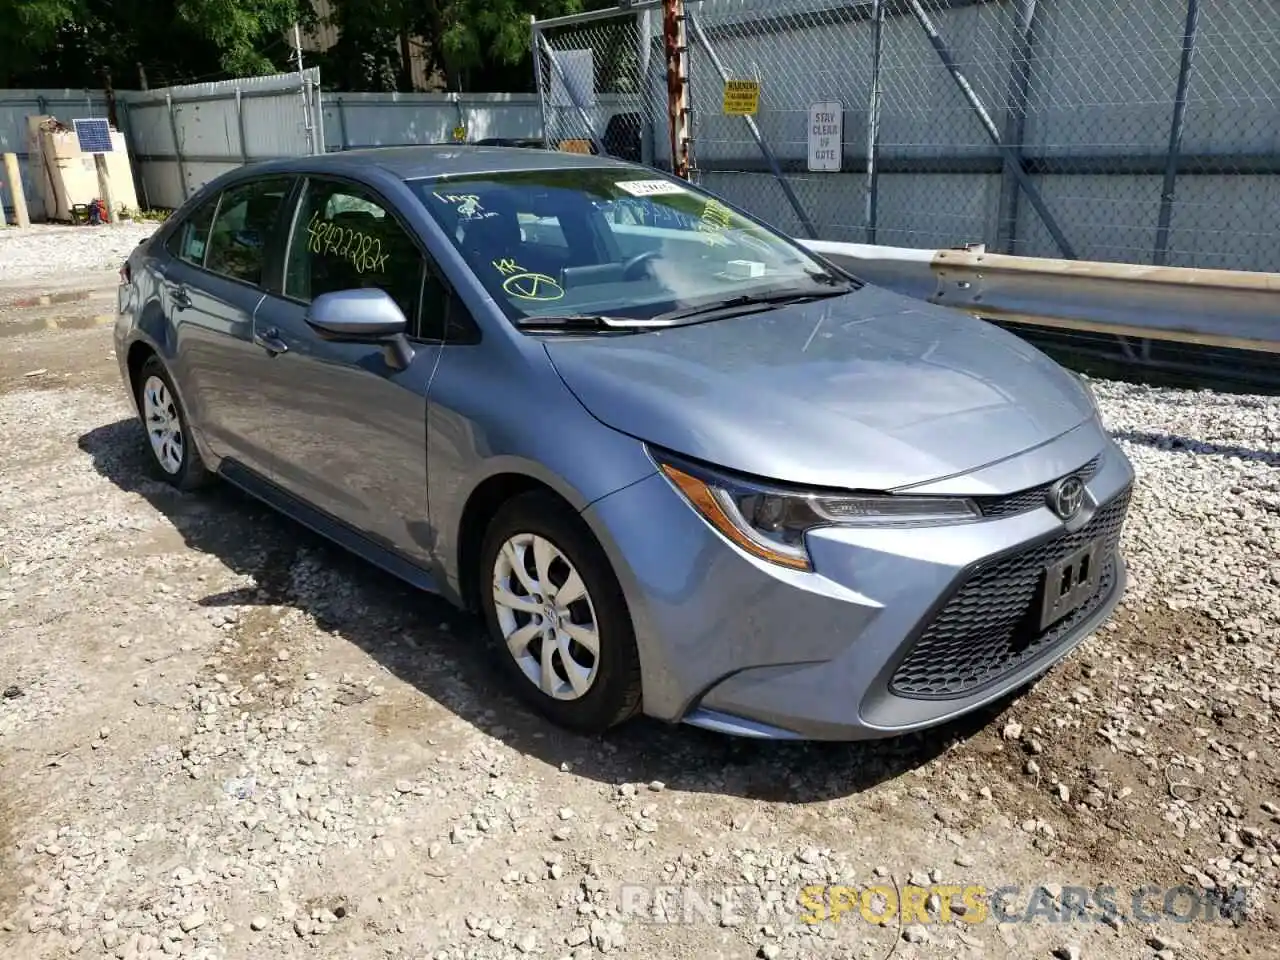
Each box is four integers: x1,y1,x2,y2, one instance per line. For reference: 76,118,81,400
135,355,213,491
478,490,642,734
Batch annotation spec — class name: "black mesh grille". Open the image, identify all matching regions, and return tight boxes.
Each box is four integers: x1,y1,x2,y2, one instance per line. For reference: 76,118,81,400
973,455,1103,519
889,487,1131,699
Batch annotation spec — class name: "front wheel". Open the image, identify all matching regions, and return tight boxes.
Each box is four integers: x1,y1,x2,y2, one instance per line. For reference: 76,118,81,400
478,491,642,734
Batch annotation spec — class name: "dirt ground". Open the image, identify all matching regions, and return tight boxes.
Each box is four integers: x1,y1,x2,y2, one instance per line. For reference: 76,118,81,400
0,276,1277,960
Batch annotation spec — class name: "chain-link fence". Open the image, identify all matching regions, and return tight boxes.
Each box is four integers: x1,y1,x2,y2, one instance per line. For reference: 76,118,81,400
531,3,670,169
533,0,1280,273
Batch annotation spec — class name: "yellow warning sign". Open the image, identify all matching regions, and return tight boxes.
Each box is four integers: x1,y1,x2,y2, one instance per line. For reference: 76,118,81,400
723,79,760,116
559,139,593,154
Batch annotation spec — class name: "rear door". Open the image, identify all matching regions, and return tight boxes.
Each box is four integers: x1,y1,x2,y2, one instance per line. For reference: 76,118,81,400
159,176,294,472
250,176,444,565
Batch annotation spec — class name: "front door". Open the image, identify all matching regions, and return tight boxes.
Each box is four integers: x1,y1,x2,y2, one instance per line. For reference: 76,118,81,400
250,177,442,565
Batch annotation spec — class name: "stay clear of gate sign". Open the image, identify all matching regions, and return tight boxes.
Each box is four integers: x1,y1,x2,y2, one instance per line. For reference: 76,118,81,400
808,101,843,172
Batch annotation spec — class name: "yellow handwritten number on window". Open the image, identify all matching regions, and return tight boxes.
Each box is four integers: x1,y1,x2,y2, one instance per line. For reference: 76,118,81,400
306,211,390,274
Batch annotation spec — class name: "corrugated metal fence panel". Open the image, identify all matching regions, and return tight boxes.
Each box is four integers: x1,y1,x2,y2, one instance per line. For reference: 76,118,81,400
323,93,544,151
0,89,112,220
124,70,320,208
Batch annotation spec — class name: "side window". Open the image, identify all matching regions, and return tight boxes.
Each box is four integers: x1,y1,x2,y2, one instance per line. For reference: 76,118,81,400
166,196,219,266
204,178,292,285
284,180,424,330
418,271,481,345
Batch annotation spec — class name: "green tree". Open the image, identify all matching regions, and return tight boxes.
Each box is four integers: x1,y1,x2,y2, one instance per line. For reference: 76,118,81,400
0,0,82,86
0,0,307,88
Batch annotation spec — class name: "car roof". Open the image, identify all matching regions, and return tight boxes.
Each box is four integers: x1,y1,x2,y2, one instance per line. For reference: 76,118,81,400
256,145,645,183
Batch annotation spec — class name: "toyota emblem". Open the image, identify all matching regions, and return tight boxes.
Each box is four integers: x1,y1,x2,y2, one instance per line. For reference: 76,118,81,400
1049,475,1086,520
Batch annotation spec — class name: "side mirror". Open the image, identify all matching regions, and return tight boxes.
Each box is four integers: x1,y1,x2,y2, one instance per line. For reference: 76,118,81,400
305,288,415,369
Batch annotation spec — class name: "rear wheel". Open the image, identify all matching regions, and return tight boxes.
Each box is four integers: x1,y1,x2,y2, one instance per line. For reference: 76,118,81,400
136,355,212,490
478,491,642,734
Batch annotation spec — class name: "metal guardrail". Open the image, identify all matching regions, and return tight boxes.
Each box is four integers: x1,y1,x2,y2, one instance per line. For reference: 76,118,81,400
802,240,1280,355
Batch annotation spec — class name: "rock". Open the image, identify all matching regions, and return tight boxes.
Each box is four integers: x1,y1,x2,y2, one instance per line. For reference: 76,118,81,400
797,848,821,865
1148,935,1181,952
250,917,268,931
1052,945,1081,960
648,781,666,792
903,924,929,943
1002,721,1023,740
1,686,21,700
178,910,206,933
759,945,781,960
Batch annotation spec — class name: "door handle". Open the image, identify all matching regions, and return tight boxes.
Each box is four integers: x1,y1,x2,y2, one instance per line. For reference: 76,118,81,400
168,284,191,310
253,327,289,356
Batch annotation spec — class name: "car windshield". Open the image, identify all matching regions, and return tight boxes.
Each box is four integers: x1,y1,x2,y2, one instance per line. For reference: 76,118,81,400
407,168,856,327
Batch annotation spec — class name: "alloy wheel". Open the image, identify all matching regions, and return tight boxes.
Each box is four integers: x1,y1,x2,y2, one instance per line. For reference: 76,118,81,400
142,375,184,475
491,533,600,701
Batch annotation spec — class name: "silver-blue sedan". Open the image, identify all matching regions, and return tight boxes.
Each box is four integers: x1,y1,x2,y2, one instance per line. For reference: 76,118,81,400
114,146,1134,740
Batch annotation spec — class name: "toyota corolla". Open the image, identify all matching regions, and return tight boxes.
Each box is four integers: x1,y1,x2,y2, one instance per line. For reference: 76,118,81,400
114,146,1133,740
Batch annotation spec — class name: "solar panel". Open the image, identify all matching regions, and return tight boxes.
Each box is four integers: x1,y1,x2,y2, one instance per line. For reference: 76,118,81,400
73,118,114,154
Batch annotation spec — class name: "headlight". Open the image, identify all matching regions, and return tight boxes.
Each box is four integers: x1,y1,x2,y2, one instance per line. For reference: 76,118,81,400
653,451,980,571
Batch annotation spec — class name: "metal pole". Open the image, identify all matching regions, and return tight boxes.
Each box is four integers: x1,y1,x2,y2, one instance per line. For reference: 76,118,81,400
995,0,1037,254
530,16,553,149
687,12,817,239
907,0,1075,259
663,0,691,178
1153,0,1200,266
293,23,316,155
537,32,606,156
865,0,885,244
166,93,189,201
235,89,249,164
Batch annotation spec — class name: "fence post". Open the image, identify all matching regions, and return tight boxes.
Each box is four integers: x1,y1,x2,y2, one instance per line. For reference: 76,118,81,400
235,89,249,164
530,16,553,149
995,0,1038,254
663,0,691,178
1153,0,1201,266
166,92,189,201
906,0,1074,258
864,0,885,244
335,97,349,150
687,12,817,239
2,153,30,227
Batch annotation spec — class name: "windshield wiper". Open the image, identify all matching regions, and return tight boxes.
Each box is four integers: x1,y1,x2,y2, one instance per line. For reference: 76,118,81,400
517,314,675,332
650,285,854,325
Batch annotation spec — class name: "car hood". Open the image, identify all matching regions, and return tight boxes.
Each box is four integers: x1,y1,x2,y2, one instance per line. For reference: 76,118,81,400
541,285,1096,491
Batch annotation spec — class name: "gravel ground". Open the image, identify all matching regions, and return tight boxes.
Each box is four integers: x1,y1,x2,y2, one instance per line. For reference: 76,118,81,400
0,277,1277,960
0,223,158,284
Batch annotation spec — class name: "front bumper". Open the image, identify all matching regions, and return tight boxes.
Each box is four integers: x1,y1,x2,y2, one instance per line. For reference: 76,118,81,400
581,418,1135,741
